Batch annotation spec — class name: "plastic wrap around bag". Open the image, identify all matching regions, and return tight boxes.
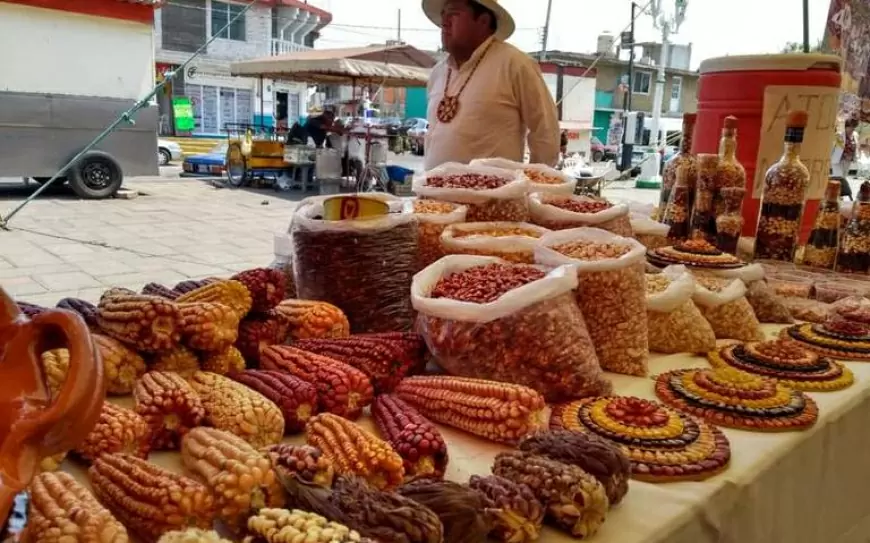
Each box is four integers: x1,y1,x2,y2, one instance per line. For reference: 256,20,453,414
470,157,577,195
412,162,530,222
692,275,764,341
269,232,297,299
440,222,550,264
412,255,611,402
630,212,670,250
535,227,649,376
782,296,831,323
413,200,468,272
529,193,633,236
699,264,793,324
646,266,716,354
290,194,417,333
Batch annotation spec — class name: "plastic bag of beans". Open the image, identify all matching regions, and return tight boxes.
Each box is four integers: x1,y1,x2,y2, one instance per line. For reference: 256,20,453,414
630,213,670,250
646,266,717,354
700,264,793,324
412,162,530,222
781,296,831,323
412,255,611,402
470,157,577,195
529,193,632,236
440,222,551,264
535,227,649,376
290,194,417,333
691,275,764,341
412,199,468,272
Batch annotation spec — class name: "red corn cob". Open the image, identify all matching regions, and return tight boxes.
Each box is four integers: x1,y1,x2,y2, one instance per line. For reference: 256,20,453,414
229,370,318,433
371,395,448,480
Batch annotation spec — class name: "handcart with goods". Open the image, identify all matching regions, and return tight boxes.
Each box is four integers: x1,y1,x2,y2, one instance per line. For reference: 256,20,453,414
229,45,432,195
223,122,315,189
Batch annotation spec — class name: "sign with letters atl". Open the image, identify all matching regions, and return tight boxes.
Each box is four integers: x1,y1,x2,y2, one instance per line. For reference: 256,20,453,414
753,85,839,201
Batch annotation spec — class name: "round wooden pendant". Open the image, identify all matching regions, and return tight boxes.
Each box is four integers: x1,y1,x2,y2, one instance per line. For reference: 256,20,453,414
436,96,460,123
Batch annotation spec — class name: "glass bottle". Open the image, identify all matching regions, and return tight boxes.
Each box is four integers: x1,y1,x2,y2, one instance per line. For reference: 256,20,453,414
836,181,870,274
714,115,747,216
716,187,745,255
803,179,842,269
662,165,691,241
658,113,698,219
690,153,719,242
753,110,810,262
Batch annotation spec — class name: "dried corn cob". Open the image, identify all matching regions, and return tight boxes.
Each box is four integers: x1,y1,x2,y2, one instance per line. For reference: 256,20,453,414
177,302,240,352
38,453,67,473
176,279,252,317
181,427,284,531
18,301,48,317
172,277,219,295
75,403,151,462
148,345,200,376
97,288,182,353
133,371,205,450
187,371,285,448
467,475,545,543
397,479,491,543
262,444,335,488
371,394,448,479
201,346,246,375
56,297,101,330
292,335,421,393
306,413,404,491
236,312,285,364
246,508,369,543
274,299,350,340
40,348,69,400
229,370,318,433
394,376,547,444
29,471,128,543
492,451,609,539
158,529,230,543
89,453,215,542
260,345,373,420
92,333,148,395
231,267,286,313
142,283,180,300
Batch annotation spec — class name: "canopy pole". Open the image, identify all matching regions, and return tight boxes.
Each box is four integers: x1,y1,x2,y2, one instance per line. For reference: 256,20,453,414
259,75,265,126
802,0,810,53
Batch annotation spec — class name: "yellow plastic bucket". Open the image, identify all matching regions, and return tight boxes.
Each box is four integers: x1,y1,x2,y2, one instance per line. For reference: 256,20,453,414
322,195,390,221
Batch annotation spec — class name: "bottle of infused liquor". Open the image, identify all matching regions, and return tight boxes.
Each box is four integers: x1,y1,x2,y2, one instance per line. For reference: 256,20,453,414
753,110,810,262
690,153,719,242
658,113,698,219
836,181,870,274
662,165,691,241
803,179,843,269
714,115,747,216
716,186,745,255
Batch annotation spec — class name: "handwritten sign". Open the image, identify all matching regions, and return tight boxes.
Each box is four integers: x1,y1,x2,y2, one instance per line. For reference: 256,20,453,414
753,85,840,200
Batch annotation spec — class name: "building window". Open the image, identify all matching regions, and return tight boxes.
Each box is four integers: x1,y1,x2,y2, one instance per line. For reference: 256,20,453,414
212,1,246,41
632,71,651,94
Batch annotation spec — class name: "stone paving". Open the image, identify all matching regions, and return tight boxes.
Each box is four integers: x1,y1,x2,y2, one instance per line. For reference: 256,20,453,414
0,167,659,306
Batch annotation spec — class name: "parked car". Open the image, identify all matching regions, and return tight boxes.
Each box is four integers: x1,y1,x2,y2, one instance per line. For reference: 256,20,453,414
590,136,619,163
181,142,227,177
406,118,428,155
158,139,183,166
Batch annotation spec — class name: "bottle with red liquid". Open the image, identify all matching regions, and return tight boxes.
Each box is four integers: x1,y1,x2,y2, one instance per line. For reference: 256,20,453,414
658,113,698,219
753,110,810,262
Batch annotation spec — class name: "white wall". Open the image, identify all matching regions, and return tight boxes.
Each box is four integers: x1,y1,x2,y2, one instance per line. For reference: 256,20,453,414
0,3,154,100
205,1,272,60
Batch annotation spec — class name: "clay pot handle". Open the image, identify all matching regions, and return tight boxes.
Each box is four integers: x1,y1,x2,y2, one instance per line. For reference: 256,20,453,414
25,309,105,454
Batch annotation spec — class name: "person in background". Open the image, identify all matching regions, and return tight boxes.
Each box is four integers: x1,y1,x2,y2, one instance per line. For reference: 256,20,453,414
557,131,569,169
304,110,344,148
832,117,859,179
421,0,560,169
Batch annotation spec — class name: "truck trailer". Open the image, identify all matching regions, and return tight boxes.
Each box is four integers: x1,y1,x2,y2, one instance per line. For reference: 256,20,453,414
0,0,160,198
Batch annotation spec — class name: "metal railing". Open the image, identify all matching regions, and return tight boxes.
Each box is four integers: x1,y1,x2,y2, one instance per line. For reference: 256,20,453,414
270,39,308,56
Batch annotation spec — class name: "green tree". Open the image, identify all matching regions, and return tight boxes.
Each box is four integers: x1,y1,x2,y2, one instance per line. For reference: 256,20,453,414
780,40,825,53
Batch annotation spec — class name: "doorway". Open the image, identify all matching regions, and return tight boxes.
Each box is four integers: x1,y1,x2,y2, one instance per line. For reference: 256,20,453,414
276,91,288,127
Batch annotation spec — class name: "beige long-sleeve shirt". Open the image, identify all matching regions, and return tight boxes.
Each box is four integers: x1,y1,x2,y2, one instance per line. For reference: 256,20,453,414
424,37,560,170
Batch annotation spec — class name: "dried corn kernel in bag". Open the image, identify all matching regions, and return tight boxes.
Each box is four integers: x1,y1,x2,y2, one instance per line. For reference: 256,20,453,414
646,266,716,354
781,296,831,323
536,227,649,376
412,199,468,272
441,222,551,264
630,212,670,250
692,275,764,341
412,255,611,402
700,264,793,324
471,157,577,195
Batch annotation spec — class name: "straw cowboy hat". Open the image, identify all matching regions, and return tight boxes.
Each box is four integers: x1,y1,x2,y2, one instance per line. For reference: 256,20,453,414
422,0,516,41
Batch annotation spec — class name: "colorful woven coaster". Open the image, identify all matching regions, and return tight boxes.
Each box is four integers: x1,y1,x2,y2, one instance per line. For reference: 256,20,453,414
781,322,870,361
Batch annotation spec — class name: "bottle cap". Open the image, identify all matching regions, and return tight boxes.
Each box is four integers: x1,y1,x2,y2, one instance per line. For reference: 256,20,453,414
825,179,841,201
786,110,808,129
859,181,870,202
723,116,738,130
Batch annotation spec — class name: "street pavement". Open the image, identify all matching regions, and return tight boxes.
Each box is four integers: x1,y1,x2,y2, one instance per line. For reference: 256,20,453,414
0,155,657,306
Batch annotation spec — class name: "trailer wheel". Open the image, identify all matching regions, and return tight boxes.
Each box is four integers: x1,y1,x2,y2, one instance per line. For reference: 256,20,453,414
226,142,248,187
68,151,123,199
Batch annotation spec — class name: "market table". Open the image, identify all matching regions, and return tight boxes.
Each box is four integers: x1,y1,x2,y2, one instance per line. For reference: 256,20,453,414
63,324,870,543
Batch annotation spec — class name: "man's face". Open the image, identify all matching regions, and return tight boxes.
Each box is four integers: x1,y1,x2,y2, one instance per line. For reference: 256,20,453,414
441,0,486,52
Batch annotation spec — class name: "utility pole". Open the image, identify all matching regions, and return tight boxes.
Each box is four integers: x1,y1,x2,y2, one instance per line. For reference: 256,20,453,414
541,0,553,60
648,0,687,151
620,2,637,171
397,9,402,44
802,0,810,52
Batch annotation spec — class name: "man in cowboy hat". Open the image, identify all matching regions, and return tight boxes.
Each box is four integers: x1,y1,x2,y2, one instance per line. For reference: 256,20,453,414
422,0,560,170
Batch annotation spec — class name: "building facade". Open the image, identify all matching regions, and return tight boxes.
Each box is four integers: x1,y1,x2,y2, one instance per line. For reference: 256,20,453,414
154,0,331,136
